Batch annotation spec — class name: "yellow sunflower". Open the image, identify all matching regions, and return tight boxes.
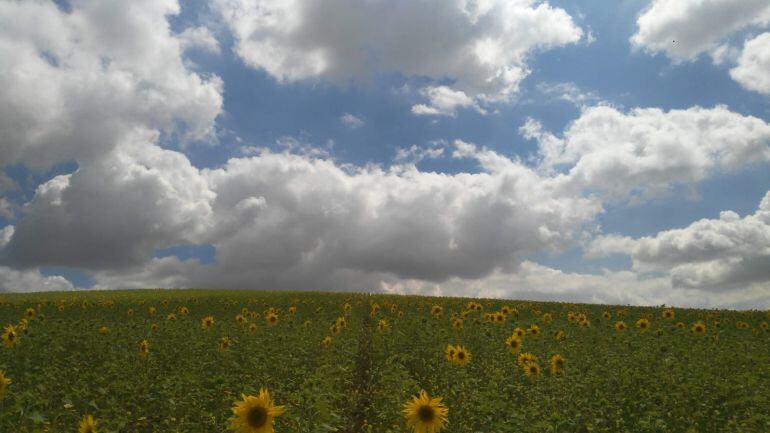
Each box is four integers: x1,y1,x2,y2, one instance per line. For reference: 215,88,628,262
78,414,98,433
636,318,650,331
691,321,706,334
528,324,541,337
343,303,352,314
98,326,109,335
329,324,340,335
760,321,768,330
378,319,389,332
431,305,443,318
403,390,448,433
266,313,278,326
453,346,471,366
675,321,685,329
505,335,522,354
451,319,463,330
553,330,566,342
602,311,611,320
230,389,286,433
523,362,541,378
614,321,627,331
151,323,159,332
180,306,190,315
321,336,332,347
517,352,538,367
127,309,134,317
25,307,35,318
202,315,215,329
148,306,157,316
550,354,566,376
167,313,177,321
662,309,675,320
2,324,19,348
444,344,457,362
138,340,150,359
512,327,526,338
0,370,11,398
235,314,247,325
287,306,297,315
219,336,231,352
249,323,258,333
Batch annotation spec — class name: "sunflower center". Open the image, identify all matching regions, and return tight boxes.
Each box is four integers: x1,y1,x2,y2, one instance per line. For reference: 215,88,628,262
417,405,435,423
8,333,14,341
457,352,465,360
247,406,268,428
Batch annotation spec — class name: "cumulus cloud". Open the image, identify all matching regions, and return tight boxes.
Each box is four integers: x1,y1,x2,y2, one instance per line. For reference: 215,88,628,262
0,266,75,293
631,0,770,62
79,141,601,291
589,190,770,293
730,32,770,95
178,26,221,54
0,0,222,170
339,113,364,129
214,0,582,110
527,105,770,201
411,86,484,117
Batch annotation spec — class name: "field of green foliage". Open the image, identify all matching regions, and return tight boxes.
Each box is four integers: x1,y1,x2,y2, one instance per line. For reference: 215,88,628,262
0,289,769,433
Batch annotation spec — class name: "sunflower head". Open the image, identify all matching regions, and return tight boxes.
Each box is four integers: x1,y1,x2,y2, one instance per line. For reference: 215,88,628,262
523,362,541,378
528,325,540,336
78,414,97,433
453,346,470,365
662,309,675,320
602,311,611,320
202,316,215,329
219,336,231,352
0,370,11,398
138,340,150,358
614,321,627,331
167,313,177,321
403,390,448,433
378,319,389,332
2,324,19,348
230,389,285,433
151,323,159,332
517,352,538,367
636,318,650,330
505,336,522,354
550,355,566,376
180,307,189,315
513,327,525,338
25,308,35,318
676,321,685,329
452,319,463,329
288,307,297,315
98,326,109,335
760,321,768,330
554,330,566,342
236,314,247,324
691,321,706,334
266,313,278,326
321,336,332,347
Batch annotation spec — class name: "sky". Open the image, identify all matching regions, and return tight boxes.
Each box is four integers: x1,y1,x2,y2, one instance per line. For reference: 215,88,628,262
0,0,769,309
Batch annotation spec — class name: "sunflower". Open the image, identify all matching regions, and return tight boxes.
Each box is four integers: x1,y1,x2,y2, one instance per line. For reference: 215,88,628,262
691,321,706,334
151,323,158,332
554,330,566,342
542,313,552,323
2,324,18,348
675,321,685,329
219,336,231,352
378,319,389,332
517,352,538,367
453,346,471,365
127,309,134,317
202,316,215,329
550,354,566,376
167,313,177,321
452,319,463,330
235,314,247,325
241,307,249,315
662,309,675,320
138,340,150,359
528,325,541,337
343,303,352,314
25,307,35,318
614,321,627,331
523,362,541,378
78,414,98,433
321,336,332,347
180,306,190,315
230,389,286,433
602,311,611,320
249,323,258,333
287,306,297,315
336,317,347,329
398,311,405,319
494,313,505,323
636,318,650,331
329,324,340,335
444,344,457,362
303,320,312,328
403,390,448,433
760,321,768,330
567,312,576,323
98,326,109,335
431,305,443,318
17,318,28,331
501,306,511,315
505,335,522,354
0,370,11,398
266,313,278,326
512,327,526,338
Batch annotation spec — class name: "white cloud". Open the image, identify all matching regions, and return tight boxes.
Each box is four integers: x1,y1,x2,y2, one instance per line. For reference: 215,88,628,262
0,0,223,170
178,26,221,54
529,105,770,201
411,86,484,117
339,113,364,129
394,143,446,164
631,0,770,61
730,32,770,95
589,189,770,293
214,0,582,110
0,265,75,293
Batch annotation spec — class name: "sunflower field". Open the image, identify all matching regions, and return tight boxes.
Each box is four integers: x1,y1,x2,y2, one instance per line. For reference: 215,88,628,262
1,289,769,433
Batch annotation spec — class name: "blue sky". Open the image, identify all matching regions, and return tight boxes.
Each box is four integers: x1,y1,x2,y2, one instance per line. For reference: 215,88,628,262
1,0,769,308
